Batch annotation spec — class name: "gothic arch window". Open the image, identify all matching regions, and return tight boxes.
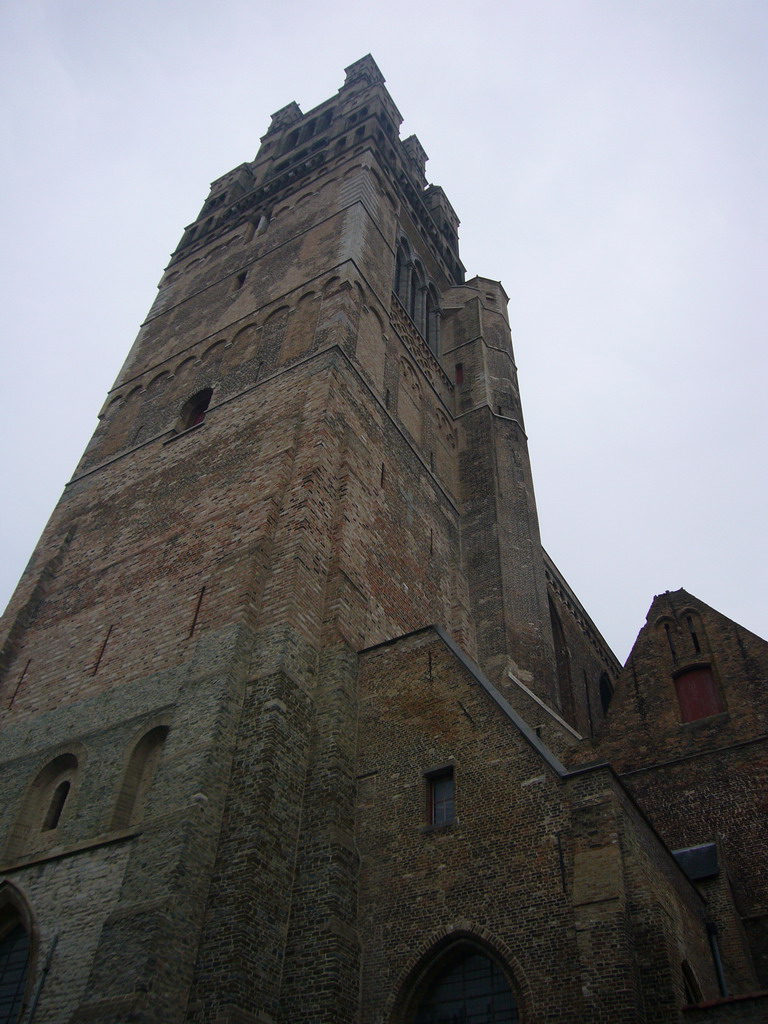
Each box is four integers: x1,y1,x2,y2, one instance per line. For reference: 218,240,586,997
408,940,519,1023
6,753,79,860
180,388,213,430
112,726,169,830
0,884,35,1024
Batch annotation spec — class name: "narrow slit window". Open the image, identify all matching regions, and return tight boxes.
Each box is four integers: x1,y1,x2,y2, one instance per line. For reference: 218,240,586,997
42,780,70,831
664,622,677,659
599,672,614,715
687,615,701,654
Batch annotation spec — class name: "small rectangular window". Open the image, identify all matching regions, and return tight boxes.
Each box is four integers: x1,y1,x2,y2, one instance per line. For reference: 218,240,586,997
426,768,455,826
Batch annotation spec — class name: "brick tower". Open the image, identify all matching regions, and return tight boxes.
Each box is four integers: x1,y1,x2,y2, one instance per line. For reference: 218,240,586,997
2,56,767,1024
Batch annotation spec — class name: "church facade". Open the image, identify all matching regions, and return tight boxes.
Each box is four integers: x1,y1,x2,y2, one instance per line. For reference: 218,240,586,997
0,56,766,1023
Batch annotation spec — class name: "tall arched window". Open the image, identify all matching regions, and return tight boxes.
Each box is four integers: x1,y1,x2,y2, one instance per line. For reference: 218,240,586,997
425,285,440,355
548,598,574,723
0,884,34,1024
112,726,169,829
409,262,425,333
394,241,412,307
410,942,519,1023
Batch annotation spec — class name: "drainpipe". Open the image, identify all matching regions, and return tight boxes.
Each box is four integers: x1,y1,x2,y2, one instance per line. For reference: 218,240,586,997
24,933,58,1023
706,922,729,998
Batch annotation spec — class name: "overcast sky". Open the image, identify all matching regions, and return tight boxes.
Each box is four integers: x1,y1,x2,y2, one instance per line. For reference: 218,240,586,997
1,0,766,661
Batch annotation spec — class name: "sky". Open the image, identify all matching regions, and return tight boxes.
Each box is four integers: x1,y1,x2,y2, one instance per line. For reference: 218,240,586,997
1,0,766,662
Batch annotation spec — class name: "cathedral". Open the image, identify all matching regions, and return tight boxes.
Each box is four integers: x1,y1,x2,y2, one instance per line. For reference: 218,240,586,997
1,56,767,1023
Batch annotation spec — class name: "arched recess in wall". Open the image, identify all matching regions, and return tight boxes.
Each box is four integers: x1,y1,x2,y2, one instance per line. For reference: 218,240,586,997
101,394,123,422
201,339,228,367
147,371,171,396
95,385,143,462
409,261,426,333
6,753,80,861
111,725,170,830
548,598,575,725
84,393,124,467
173,355,198,379
227,323,263,380
261,306,290,361
356,304,386,392
280,292,320,365
0,882,36,1024
434,408,456,487
397,358,423,444
394,935,521,1024
425,284,440,356
322,275,343,299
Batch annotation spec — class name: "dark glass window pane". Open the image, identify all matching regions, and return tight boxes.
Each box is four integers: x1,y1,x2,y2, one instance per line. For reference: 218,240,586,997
414,950,518,1024
0,923,30,1022
431,775,454,825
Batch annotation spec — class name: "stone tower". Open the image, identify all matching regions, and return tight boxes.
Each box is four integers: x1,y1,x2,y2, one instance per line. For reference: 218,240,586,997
2,56,767,1024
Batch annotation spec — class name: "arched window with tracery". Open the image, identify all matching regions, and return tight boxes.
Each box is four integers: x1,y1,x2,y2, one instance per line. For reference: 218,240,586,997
0,884,35,1024
406,940,519,1024
112,726,169,830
